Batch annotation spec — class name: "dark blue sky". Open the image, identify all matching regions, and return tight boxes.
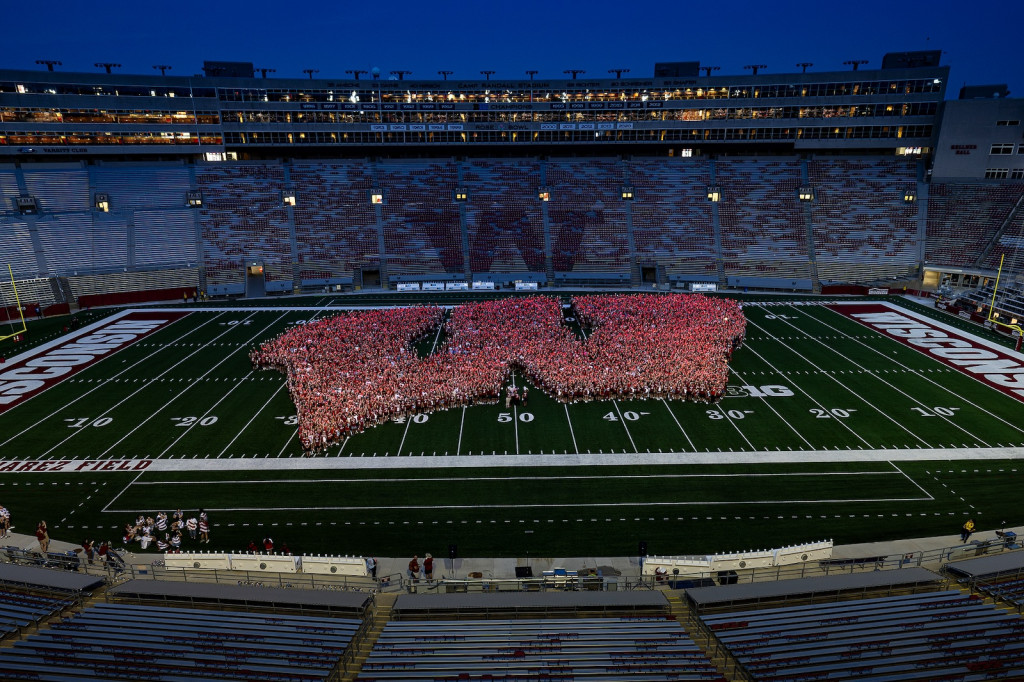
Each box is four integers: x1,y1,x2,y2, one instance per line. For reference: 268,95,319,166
10,0,1023,96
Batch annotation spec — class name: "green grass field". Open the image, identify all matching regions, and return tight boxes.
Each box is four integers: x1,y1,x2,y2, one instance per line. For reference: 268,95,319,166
1,293,1022,558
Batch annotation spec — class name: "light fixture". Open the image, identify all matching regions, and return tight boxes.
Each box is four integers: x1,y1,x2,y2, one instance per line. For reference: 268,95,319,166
94,193,110,212
707,186,721,202
798,187,815,202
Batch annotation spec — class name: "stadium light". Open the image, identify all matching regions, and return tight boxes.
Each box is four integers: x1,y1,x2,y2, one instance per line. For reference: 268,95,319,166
608,68,630,79
796,62,813,73
525,70,539,81
904,188,917,202
743,64,767,76
700,66,720,78
620,186,634,201
480,70,496,81
94,62,122,74
152,65,172,76
843,60,869,71
437,70,453,81
303,69,320,80
707,186,721,202
390,70,412,80
35,60,61,72
564,69,585,80
798,186,815,202
258,68,277,79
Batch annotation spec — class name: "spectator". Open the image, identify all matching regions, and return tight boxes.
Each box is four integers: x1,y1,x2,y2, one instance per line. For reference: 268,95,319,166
36,521,49,553
961,519,976,543
263,537,274,553
408,555,419,582
81,539,94,564
366,556,377,578
423,553,434,580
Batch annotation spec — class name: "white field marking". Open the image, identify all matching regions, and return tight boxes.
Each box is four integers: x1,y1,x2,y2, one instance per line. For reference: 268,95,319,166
100,469,148,513
737,339,875,448
456,406,466,456
93,312,289,458
804,303,1024,437
156,370,254,458
0,312,226,450
714,397,757,451
217,382,288,457
660,399,696,452
71,445,1024,471
746,316,928,448
429,313,444,354
337,437,349,455
761,309,992,447
513,403,520,454
563,404,579,453
728,367,814,449
132,470,910,485
105,495,935,514
886,460,935,501
36,312,259,458
395,417,412,457
612,401,638,452
276,429,298,458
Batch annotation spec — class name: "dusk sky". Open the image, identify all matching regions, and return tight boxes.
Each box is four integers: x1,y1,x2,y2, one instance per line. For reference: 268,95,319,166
8,0,1023,96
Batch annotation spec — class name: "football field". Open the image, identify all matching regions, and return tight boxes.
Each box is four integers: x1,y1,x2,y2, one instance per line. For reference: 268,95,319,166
1,293,1022,558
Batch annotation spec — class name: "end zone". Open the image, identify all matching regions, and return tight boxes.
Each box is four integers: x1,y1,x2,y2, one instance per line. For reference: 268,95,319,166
828,302,1024,403
0,310,189,413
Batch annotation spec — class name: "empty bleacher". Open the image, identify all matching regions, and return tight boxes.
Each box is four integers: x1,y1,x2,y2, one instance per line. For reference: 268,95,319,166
291,160,380,284
0,601,361,681
702,589,1024,680
546,158,631,275
359,616,721,681
809,158,920,283
0,587,73,639
378,159,464,275
716,159,811,281
925,182,1024,268
463,158,546,275
197,162,292,286
626,158,717,277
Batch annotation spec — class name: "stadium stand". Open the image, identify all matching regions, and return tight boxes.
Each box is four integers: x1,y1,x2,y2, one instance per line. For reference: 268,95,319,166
359,616,722,681
197,162,292,292
462,158,547,279
809,157,920,283
700,589,1024,680
0,587,74,639
378,158,464,277
0,601,362,681
546,158,631,279
291,159,380,285
924,182,1024,268
716,158,811,283
626,157,717,280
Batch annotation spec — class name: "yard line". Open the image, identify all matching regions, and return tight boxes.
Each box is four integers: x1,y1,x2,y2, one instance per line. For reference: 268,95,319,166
337,437,349,455
612,401,638,452
217,382,289,457
276,430,298,458
456,406,466,456
100,468,148,513
395,417,412,457
801,304,1024,438
738,337,876,448
156,371,255,459
0,312,226,450
429,312,444,354
756,311,991,447
727,367,815,449
93,313,289,459
887,460,935,501
513,404,520,454
564,404,580,454
660,399,696,452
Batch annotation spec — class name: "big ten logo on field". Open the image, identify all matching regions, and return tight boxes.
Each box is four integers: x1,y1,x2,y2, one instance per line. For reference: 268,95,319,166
0,311,188,413
726,385,794,398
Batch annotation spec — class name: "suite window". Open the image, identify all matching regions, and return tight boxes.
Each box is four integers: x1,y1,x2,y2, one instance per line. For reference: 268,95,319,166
985,169,1009,179
990,143,1014,155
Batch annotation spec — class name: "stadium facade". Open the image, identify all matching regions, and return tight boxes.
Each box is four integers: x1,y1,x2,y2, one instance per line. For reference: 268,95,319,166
0,50,1022,315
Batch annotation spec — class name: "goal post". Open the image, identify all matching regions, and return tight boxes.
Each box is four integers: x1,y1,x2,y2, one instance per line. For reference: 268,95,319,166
987,254,1023,349
0,265,28,343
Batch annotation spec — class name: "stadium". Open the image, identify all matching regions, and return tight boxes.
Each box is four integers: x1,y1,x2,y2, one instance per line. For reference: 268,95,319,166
0,49,1023,680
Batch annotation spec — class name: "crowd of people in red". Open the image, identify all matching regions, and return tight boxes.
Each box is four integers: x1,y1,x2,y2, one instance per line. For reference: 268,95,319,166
252,294,745,452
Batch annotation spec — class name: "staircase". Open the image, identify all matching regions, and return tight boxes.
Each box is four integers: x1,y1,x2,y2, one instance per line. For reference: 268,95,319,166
341,590,398,681
665,589,735,681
